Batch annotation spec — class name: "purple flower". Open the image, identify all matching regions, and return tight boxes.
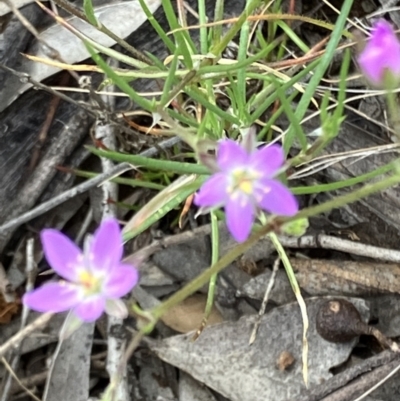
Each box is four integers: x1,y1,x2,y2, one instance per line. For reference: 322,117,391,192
358,20,400,87
23,219,139,322
194,133,298,242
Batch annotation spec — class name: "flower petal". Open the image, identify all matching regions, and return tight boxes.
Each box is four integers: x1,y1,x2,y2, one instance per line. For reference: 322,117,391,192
225,194,255,242
249,144,284,177
256,179,298,216
23,282,81,313
41,230,82,281
105,299,128,319
104,264,139,298
90,219,123,274
73,297,105,322
358,20,400,86
217,139,249,170
194,173,228,208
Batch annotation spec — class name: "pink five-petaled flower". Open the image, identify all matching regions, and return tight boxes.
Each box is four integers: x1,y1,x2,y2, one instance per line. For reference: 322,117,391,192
358,20,400,87
194,134,298,242
22,218,139,322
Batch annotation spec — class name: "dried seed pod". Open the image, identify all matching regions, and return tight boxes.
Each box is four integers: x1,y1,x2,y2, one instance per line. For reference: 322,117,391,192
316,299,367,343
316,299,399,352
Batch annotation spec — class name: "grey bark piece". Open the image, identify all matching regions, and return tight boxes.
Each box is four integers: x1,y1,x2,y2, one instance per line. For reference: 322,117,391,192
365,367,400,401
0,0,162,113
149,297,369,401
139,261,175,287
0,107,91,252
0,0,34,16
368,294,400,338
0,313,65,356
219,224,275,263
0,4,42,72
152,238,210,282
179,372,217,401
44,322,95,401
151,225,259,290
239,269,295,305
0,4,45,113
136,348,177,401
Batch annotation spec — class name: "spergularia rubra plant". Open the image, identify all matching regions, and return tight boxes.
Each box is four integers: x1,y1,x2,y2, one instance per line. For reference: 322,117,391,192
358,20,400,87
194,131,298,242
23,218,139,322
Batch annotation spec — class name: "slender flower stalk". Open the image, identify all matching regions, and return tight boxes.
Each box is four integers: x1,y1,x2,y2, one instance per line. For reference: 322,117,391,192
23,219,139,322
194,131,298,242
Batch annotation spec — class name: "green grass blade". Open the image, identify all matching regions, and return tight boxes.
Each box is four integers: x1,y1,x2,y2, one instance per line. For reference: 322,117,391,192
84,42,154,111
283,0,354,153
83,0,98,25
122,175,204,241
87,147,210,175
138,0,176,52
291,162,395,195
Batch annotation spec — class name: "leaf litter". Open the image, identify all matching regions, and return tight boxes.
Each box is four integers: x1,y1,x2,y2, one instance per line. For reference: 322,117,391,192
148,297,370,401
3,0,400,400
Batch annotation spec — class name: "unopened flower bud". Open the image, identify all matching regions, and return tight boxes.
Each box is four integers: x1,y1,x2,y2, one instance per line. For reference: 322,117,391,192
358,20,400,88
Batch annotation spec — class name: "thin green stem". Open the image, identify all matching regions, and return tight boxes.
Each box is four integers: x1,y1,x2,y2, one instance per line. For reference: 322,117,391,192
205,212,219,318
87,147,209,175
386,89,400,140
198,0,208,55
291,162,394,195
150,166,400,320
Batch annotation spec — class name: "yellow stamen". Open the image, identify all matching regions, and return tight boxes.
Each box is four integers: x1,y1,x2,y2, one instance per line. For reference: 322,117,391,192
238,180,253,194
78,270,102,294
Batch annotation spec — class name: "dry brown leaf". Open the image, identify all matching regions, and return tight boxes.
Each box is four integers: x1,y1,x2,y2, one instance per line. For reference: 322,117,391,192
161,294,223,333
0,294,20,324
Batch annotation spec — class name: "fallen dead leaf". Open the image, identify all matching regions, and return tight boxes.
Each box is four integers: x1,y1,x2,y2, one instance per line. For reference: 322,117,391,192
161,294,223,333
149,297,369,401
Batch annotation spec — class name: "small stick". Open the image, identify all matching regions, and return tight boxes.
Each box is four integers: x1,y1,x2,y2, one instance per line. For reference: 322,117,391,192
1,357,41,401
0,136,181,235
249,257,280,345
0,313,53,358
130,223,400,268
95,58,129,401
283,233,400,263
0,239,37,401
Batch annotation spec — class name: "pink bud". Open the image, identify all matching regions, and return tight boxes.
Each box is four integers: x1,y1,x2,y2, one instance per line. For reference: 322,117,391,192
358,20,400,87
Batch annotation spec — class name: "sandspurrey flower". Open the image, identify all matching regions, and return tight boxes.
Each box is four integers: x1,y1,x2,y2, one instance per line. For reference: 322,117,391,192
23,219,139,322
358,20,400,87
194,132,298,242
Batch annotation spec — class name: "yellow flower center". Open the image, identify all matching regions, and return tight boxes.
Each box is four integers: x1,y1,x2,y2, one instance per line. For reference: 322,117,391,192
229,169,259,195
78,270,102,296
238,179,253,194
